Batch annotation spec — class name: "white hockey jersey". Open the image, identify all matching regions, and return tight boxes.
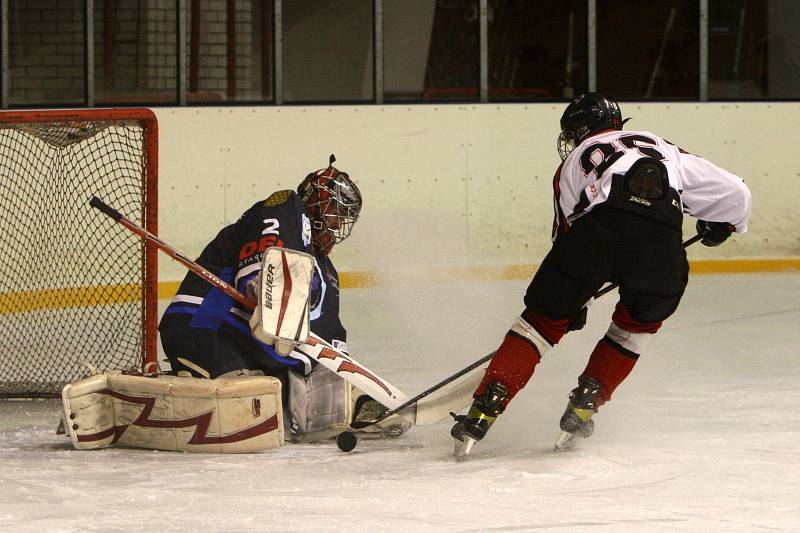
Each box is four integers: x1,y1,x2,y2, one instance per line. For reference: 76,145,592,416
554,129,752,237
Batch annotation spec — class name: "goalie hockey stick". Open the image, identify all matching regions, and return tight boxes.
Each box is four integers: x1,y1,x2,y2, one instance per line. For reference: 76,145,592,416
349,232,705,431
349,351,495,429
89,196,410,414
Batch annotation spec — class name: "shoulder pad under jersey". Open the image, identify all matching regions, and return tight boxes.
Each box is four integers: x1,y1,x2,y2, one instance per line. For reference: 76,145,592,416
263,189,294,207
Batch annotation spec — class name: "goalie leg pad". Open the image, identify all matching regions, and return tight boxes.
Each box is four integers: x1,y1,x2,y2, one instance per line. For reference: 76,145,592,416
62,372,284,453
286,365,351,442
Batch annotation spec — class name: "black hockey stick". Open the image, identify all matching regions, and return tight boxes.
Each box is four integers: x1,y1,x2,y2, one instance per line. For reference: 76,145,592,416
349,232,705,431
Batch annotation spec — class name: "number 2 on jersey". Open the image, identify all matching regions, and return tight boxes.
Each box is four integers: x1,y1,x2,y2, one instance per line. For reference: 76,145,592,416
261,218,280,236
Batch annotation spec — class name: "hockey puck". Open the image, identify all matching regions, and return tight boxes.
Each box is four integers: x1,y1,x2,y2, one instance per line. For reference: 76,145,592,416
336,431,358,452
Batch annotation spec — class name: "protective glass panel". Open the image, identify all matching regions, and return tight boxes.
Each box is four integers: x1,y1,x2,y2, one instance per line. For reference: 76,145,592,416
597,0,699,99
488,0,588,101
384,0,479,102
383,0,438,101
282,0,373,103
708,0,800,99
422,0,479,101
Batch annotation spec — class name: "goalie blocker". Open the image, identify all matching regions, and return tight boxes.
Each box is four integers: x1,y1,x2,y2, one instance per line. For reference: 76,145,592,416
249,246,315,356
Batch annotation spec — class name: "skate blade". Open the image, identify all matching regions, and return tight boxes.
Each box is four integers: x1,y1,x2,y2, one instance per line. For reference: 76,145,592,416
554,430,577,452
453,436,477,460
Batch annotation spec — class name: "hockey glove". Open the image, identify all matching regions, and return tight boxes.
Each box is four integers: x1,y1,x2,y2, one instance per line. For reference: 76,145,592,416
696,220,735,247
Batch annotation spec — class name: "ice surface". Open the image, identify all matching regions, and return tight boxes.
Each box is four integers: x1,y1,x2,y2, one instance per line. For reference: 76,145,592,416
2,273,799,532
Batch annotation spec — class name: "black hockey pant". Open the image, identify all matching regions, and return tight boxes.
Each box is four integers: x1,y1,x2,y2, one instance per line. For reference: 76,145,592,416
525,206,689,328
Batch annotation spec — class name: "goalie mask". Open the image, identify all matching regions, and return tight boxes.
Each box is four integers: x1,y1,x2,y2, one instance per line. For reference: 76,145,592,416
297,155,362,255
557,92,626,161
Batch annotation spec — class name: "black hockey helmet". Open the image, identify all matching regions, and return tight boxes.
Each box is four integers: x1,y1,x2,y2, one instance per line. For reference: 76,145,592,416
557,92,625,161
297,154,362,255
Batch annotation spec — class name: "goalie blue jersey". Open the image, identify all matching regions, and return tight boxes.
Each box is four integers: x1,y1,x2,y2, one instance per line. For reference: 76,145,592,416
158,190,347,372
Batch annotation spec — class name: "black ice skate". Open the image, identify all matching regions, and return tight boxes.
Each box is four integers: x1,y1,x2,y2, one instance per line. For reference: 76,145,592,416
451,381,508,459
555,375,602,451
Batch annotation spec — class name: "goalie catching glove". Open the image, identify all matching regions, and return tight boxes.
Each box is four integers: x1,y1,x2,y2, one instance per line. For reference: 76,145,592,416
249,247,315,355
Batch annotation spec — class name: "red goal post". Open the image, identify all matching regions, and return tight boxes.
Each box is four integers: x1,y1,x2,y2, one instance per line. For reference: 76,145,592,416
0,108,158,397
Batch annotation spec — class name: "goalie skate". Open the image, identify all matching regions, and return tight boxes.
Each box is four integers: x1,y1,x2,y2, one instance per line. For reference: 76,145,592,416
351,395,410,438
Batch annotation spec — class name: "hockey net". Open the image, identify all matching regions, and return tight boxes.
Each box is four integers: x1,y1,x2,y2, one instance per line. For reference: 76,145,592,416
0,109,158,397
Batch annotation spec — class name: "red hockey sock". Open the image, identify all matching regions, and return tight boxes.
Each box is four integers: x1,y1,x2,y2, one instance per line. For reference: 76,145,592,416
612,303,662,334
475,332,542,411
581,337,639,407
521,309,570,346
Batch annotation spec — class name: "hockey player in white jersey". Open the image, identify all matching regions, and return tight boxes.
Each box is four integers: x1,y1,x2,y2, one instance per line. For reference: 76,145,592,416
451,92,752,456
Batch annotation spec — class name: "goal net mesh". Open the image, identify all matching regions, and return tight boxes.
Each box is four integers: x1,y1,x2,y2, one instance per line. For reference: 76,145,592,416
0,111,157,397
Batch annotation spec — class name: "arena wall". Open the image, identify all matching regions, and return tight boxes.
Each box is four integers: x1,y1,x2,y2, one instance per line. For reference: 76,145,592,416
153,103,800,289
